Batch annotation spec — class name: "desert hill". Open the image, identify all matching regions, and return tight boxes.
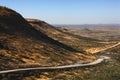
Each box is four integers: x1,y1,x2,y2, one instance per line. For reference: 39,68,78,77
0,6,95,70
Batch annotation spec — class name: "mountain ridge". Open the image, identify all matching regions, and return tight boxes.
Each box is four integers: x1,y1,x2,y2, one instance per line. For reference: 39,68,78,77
0,6,94,70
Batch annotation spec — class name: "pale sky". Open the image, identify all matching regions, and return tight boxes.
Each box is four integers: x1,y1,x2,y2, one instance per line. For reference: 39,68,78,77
0,0,120,24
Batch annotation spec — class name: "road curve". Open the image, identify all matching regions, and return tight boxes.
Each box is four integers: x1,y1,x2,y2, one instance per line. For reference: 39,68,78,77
0,42,119,74
0,56,109,74
92,42,120,54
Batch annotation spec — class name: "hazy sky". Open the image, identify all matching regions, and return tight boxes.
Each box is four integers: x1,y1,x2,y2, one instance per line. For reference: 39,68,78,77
0,0,120,24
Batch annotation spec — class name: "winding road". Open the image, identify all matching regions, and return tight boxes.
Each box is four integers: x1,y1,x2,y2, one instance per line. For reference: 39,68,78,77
0,42,119,74
92,42,120,54
0,56,110,74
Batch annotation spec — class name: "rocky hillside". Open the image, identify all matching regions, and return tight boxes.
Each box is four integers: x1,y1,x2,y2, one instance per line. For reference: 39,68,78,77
27,19,112,53
0,6,95,70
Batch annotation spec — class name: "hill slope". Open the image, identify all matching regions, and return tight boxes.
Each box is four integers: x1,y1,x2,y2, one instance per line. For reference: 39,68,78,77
0,6,94,70
27,19,112,53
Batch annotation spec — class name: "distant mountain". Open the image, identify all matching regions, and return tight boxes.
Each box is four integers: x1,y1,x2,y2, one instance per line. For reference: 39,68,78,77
54,24,120,28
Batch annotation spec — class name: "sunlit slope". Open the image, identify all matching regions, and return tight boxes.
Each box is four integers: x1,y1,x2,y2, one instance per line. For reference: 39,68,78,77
28,19,112,53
